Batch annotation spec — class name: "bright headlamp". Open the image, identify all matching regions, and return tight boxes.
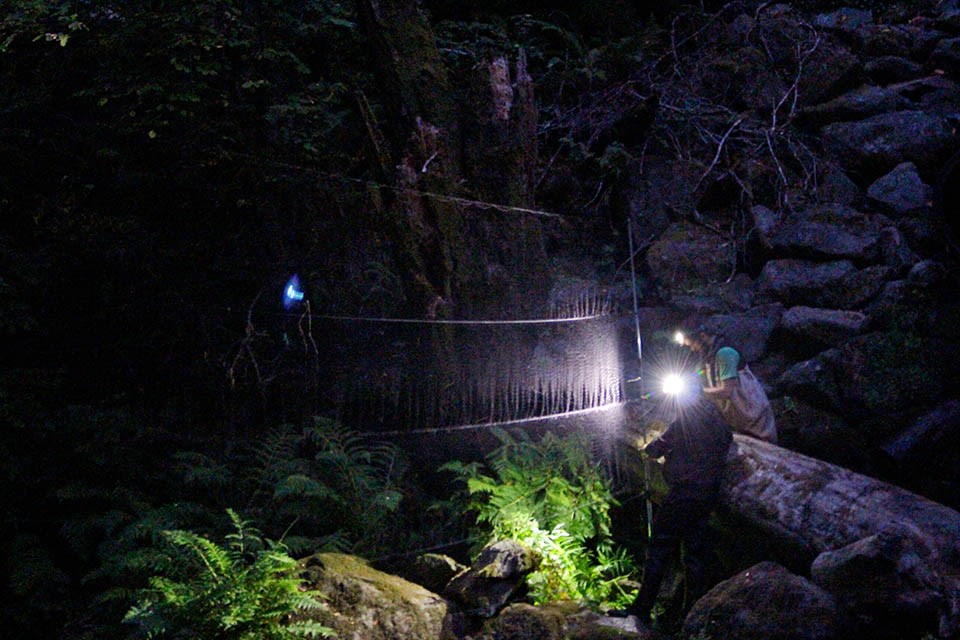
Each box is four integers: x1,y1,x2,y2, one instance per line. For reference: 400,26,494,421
661,373,686,396
673,330,685,346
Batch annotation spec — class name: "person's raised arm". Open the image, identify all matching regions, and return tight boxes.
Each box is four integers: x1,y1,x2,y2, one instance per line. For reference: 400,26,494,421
703,377,737,399
704,347,740,399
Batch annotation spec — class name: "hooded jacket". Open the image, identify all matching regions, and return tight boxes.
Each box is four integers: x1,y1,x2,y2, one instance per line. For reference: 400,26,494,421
644,396,732,492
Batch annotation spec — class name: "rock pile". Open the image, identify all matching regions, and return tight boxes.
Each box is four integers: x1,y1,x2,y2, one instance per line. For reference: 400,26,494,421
629,0,960,511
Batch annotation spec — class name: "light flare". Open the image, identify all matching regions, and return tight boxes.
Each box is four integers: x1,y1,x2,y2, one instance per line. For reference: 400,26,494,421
661,373,686,396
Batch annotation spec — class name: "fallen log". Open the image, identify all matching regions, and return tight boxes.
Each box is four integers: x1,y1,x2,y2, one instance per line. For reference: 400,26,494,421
721,434,960,636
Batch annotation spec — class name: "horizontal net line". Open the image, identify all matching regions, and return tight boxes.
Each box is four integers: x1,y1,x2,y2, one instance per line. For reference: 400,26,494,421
310,312,612,325
233,152,565,219
355,402,625,437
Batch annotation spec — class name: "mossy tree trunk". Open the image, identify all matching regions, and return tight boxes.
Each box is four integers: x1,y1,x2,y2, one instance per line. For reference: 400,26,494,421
355,0,549,319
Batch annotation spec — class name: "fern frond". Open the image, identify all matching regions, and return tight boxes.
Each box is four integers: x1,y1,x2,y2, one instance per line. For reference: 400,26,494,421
172,451,234,487
288,619,336,638
245,424,304,495
126,509,334,639
224,508,266,561
443,431,636,607
162,529,232,581
277,533,345,557
273,474,337,500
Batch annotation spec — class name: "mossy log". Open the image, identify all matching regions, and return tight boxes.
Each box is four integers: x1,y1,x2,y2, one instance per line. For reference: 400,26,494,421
722,434,960,562
720,434,960,633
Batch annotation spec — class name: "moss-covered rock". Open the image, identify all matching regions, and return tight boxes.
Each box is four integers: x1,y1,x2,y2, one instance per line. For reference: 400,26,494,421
443,540,537,618
297,552,448,640
483,602,565,640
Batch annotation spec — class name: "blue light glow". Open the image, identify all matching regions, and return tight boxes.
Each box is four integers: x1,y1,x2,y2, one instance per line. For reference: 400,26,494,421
283,275,305,309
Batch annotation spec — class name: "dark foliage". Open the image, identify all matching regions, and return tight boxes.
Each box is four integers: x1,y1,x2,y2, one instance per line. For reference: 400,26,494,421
0,0,940,638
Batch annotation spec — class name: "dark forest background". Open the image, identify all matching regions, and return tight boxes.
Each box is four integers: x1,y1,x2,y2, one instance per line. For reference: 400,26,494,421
0,1,929,638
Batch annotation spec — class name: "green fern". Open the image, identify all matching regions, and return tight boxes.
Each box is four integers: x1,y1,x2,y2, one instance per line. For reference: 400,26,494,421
124,509,334,639
304,419,407,551
442,429,636,607
198,417,409,556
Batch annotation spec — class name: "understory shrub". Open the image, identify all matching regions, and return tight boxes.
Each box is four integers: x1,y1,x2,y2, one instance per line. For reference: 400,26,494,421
442,429,636,607
124,509,333,639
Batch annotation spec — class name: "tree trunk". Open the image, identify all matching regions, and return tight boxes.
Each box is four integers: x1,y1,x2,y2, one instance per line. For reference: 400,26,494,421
355,0,549,318
355,0,460,316
721,434,960,632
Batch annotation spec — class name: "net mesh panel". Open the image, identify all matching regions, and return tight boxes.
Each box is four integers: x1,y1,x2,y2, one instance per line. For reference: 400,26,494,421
319,311,623,433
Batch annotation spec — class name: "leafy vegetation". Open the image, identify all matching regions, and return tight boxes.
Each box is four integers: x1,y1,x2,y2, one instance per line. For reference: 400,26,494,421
124,509,334,639
245,418,408,554
4,0,959,638
442,429,636,607
2,408,412,639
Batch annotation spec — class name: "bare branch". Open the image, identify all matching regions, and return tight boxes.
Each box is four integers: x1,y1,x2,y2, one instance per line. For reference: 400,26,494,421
693,116,744,193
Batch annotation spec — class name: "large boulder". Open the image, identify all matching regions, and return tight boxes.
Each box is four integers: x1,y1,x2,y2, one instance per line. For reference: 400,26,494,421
865,56,923,85
768,220,878,262
669,273,756,316
564,608,658,639
780,306,868,353
682,561,842,640
754,259,857,308
815,168,863,206
822,110,956,182
443,540,537,618
889,75,960,119
828,264,894,310
697,304,784,363
860,22,923,57
770,397,874,473
297,553,448,640
811,525,945,637
764,202,885,253
866,162,934,218
799,202,875,228
646,222,734,297
389,553,466,596
775,348,845,412
482,602,566,640
777,332,956,426
797,84,913,126
756,256,893,310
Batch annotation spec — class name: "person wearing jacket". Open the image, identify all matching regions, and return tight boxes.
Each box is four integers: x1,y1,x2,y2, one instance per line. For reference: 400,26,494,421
683,327,777,444
614,385,733,624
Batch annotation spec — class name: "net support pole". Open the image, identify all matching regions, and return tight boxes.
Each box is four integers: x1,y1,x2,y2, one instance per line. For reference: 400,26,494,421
627,218,654,541
627,218,642,364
